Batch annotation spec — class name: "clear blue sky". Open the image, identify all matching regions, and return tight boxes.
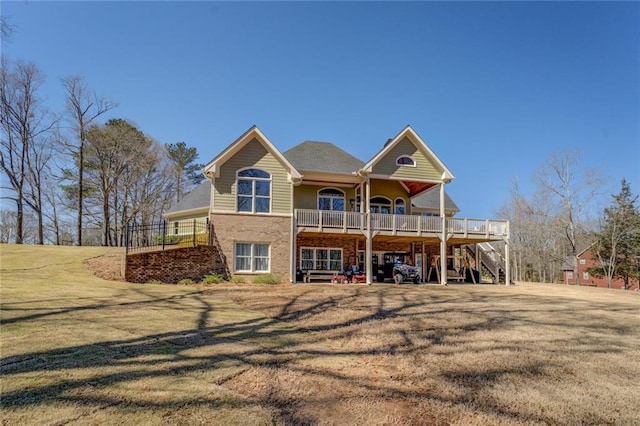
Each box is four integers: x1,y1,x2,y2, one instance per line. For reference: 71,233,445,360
3,1,639,219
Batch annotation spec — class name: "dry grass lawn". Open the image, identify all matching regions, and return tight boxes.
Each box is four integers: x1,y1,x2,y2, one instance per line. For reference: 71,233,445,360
1,244,639,425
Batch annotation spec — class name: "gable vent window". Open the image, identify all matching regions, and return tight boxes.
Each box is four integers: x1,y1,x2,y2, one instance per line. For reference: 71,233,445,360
396,155,416,167
237,168,271,213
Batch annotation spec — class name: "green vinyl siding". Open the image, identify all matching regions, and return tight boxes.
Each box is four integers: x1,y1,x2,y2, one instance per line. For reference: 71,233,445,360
213,138,292,213
371,136,442,180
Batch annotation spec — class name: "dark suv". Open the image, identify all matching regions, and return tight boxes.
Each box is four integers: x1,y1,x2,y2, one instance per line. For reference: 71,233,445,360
376,252,421,283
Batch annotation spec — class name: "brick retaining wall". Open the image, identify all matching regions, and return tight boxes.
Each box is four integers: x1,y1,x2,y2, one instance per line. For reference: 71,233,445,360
125,246,221,284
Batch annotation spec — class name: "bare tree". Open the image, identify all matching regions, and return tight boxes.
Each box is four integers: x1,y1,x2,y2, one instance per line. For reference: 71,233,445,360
61,75,117,246
0,57,55,243
533,150,603,285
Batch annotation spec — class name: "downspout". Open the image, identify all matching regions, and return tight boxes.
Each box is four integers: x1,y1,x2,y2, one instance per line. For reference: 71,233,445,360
440,182,447,285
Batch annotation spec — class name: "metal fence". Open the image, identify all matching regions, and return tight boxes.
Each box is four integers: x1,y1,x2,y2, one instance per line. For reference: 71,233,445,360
125,220,211,254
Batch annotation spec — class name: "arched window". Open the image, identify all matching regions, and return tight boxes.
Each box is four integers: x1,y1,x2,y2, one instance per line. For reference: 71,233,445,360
237,168,271,213
318,188,345,211
395,198,405,215
396,155,416,167
370,196,392,214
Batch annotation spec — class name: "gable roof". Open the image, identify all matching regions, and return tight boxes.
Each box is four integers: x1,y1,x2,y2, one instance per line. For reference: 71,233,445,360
203,125,302,182
360,125,455,182
411,186,459,213
165,181,210,217
283,141,364,174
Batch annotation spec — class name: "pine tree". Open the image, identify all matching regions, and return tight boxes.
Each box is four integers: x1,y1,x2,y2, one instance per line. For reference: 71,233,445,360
591,179,640,289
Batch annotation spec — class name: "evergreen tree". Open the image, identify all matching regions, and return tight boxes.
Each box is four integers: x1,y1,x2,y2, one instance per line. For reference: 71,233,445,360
590,179,640,289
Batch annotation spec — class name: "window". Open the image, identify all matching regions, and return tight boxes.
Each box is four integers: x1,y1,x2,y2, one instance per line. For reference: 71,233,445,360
318,188,345,211
567,271,573,279
173,221,179,235
396,155,416,167
579,259,586,265
237,168,271,213
583,272,589,280
300,247,342,270
370,196,392,214
395,198,405,215
235,243,270,272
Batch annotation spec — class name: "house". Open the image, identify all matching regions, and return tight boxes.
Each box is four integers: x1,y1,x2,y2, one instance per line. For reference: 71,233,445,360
563,246,640,290
165,125,510,285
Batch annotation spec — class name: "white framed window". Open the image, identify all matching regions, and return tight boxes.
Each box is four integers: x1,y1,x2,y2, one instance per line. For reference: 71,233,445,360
394,198,405,215
235,242,270,272
396,155,416,167
237,168,271,213
318,188,345,211
370,196,392,214
567,271,573,279
300,247,342,271
583,272,589,280
579,259,586,265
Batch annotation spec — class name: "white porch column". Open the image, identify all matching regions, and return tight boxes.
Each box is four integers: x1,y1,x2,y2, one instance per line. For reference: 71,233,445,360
439,183,447,285
365,176,373,284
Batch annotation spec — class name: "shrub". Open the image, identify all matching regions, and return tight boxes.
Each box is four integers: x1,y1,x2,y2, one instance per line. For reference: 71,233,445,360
201,274,224,284
252,274,281,285
146,279,165,285
177,278,195,285
230,276,245,284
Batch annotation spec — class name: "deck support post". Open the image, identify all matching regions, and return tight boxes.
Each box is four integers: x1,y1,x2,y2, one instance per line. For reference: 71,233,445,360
365,176,373,284
439,183,447,285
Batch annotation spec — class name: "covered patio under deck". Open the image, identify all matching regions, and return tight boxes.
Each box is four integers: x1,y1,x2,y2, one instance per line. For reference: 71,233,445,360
293,207,510,285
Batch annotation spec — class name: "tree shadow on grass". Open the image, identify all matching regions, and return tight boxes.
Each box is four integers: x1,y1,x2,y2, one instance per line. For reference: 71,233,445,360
1,285,635,424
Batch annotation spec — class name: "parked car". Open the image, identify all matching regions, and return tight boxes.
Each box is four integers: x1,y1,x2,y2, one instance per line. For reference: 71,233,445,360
376,252,421,283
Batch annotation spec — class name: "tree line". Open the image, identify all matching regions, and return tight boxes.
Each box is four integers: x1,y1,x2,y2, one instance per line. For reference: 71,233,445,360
1,56,203,246
497,151,639,288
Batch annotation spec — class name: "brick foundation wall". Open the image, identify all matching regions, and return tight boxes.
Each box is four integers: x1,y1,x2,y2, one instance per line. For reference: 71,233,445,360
125,246,220,284
212,213,292,282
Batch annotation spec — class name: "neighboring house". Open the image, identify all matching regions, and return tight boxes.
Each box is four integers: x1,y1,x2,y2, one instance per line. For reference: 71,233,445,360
563,246,640,290
165,125,510,284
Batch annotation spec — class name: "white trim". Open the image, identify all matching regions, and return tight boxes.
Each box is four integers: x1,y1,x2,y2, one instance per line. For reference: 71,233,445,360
300,246,343,271
210,209,292,218
164,206,209,219
394,197,406,215
203,126,302,181
236,167,272,214
234,241,271,273
360,126,455,182
396,155,416,167
317,187,346,211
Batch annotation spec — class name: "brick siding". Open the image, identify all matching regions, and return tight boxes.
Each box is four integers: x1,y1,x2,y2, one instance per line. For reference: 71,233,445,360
125,246,222,284
211,213,292,282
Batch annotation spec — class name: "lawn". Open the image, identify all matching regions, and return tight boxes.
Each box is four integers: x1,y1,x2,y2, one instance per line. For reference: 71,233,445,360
1,245,639,425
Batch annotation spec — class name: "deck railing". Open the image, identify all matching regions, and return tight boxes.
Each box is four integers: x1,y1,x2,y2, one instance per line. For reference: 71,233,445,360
295,209,508,238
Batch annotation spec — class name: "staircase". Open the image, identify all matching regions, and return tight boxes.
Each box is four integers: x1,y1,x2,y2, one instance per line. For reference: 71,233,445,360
464,243,506,284
209,222,231,280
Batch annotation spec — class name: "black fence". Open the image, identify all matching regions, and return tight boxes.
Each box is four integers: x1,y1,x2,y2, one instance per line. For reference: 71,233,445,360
125,220,211,254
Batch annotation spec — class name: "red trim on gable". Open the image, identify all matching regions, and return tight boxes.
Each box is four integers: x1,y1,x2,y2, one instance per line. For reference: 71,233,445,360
403,181,436,198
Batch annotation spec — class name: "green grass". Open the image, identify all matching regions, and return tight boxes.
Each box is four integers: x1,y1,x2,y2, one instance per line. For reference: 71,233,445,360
1,244,639,425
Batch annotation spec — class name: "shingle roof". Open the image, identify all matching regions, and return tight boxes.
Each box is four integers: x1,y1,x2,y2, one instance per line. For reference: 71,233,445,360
283,141,364,174
411,186,459,213
165,181,210,215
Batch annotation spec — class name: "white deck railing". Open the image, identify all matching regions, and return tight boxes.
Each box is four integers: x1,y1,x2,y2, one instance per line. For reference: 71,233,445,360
295,209,508,238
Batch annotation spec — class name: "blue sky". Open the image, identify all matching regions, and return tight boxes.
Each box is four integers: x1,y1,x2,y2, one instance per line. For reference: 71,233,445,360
3,1,639,219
